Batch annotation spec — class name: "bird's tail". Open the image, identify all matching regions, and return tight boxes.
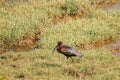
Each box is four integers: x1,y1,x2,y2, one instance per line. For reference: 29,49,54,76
77,53,83,58
72,50,83,58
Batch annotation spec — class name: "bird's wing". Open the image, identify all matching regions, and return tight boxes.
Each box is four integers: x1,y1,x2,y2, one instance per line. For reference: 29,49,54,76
60,46,76,55
60,46,73,53
62,46,83,57
70,49,83,57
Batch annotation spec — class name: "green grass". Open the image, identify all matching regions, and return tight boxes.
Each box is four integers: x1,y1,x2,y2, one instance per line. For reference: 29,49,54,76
0,0,120,80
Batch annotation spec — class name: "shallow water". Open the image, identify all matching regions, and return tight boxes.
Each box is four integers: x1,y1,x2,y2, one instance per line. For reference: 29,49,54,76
103,39,120,57
105,1,120,11
116,52,120,57
103,39,120,49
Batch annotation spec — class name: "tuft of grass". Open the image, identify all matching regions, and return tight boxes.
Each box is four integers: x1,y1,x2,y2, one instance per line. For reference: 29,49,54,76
15,72,25,79
60,0,79,16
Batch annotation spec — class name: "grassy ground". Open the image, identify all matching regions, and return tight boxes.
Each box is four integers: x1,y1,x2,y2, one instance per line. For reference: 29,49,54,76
0,0,120,80
0,48,120,80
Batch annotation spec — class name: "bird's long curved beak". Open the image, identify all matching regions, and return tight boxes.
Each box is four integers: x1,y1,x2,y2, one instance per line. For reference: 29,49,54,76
52,45,57,54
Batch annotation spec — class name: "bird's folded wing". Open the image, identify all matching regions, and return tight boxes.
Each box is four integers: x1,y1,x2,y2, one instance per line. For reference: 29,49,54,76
61,48,74,54
61,48,70,52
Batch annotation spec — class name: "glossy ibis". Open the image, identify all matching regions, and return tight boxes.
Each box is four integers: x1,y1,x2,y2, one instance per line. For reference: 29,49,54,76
52,41,83,62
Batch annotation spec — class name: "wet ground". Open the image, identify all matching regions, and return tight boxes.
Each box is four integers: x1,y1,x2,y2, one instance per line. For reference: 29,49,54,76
103,39,120,57
104,0,120,11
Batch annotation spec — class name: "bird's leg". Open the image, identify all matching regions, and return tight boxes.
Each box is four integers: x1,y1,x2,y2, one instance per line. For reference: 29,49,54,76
66,56,69,63
70,57,74,63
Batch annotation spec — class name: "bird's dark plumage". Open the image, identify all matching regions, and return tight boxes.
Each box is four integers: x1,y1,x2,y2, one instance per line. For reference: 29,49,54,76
52,41,83,62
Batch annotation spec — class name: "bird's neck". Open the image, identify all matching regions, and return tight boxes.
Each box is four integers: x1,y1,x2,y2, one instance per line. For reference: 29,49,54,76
57,45,63,52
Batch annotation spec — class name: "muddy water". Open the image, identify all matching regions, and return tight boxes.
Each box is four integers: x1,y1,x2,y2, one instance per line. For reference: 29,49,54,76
103,39,120,57
104,1,120,11
103,39,120,49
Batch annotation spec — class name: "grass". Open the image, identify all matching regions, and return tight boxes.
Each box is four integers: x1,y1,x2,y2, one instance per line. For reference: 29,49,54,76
0,0,120,80
40,10,120,49
0,48,120,80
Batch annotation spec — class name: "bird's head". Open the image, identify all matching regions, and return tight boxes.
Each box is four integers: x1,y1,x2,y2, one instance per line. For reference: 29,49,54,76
52,41,63,54
57,41,62,46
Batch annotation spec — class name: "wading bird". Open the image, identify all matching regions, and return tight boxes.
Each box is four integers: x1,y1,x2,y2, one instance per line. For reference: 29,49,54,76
52,41,83,62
